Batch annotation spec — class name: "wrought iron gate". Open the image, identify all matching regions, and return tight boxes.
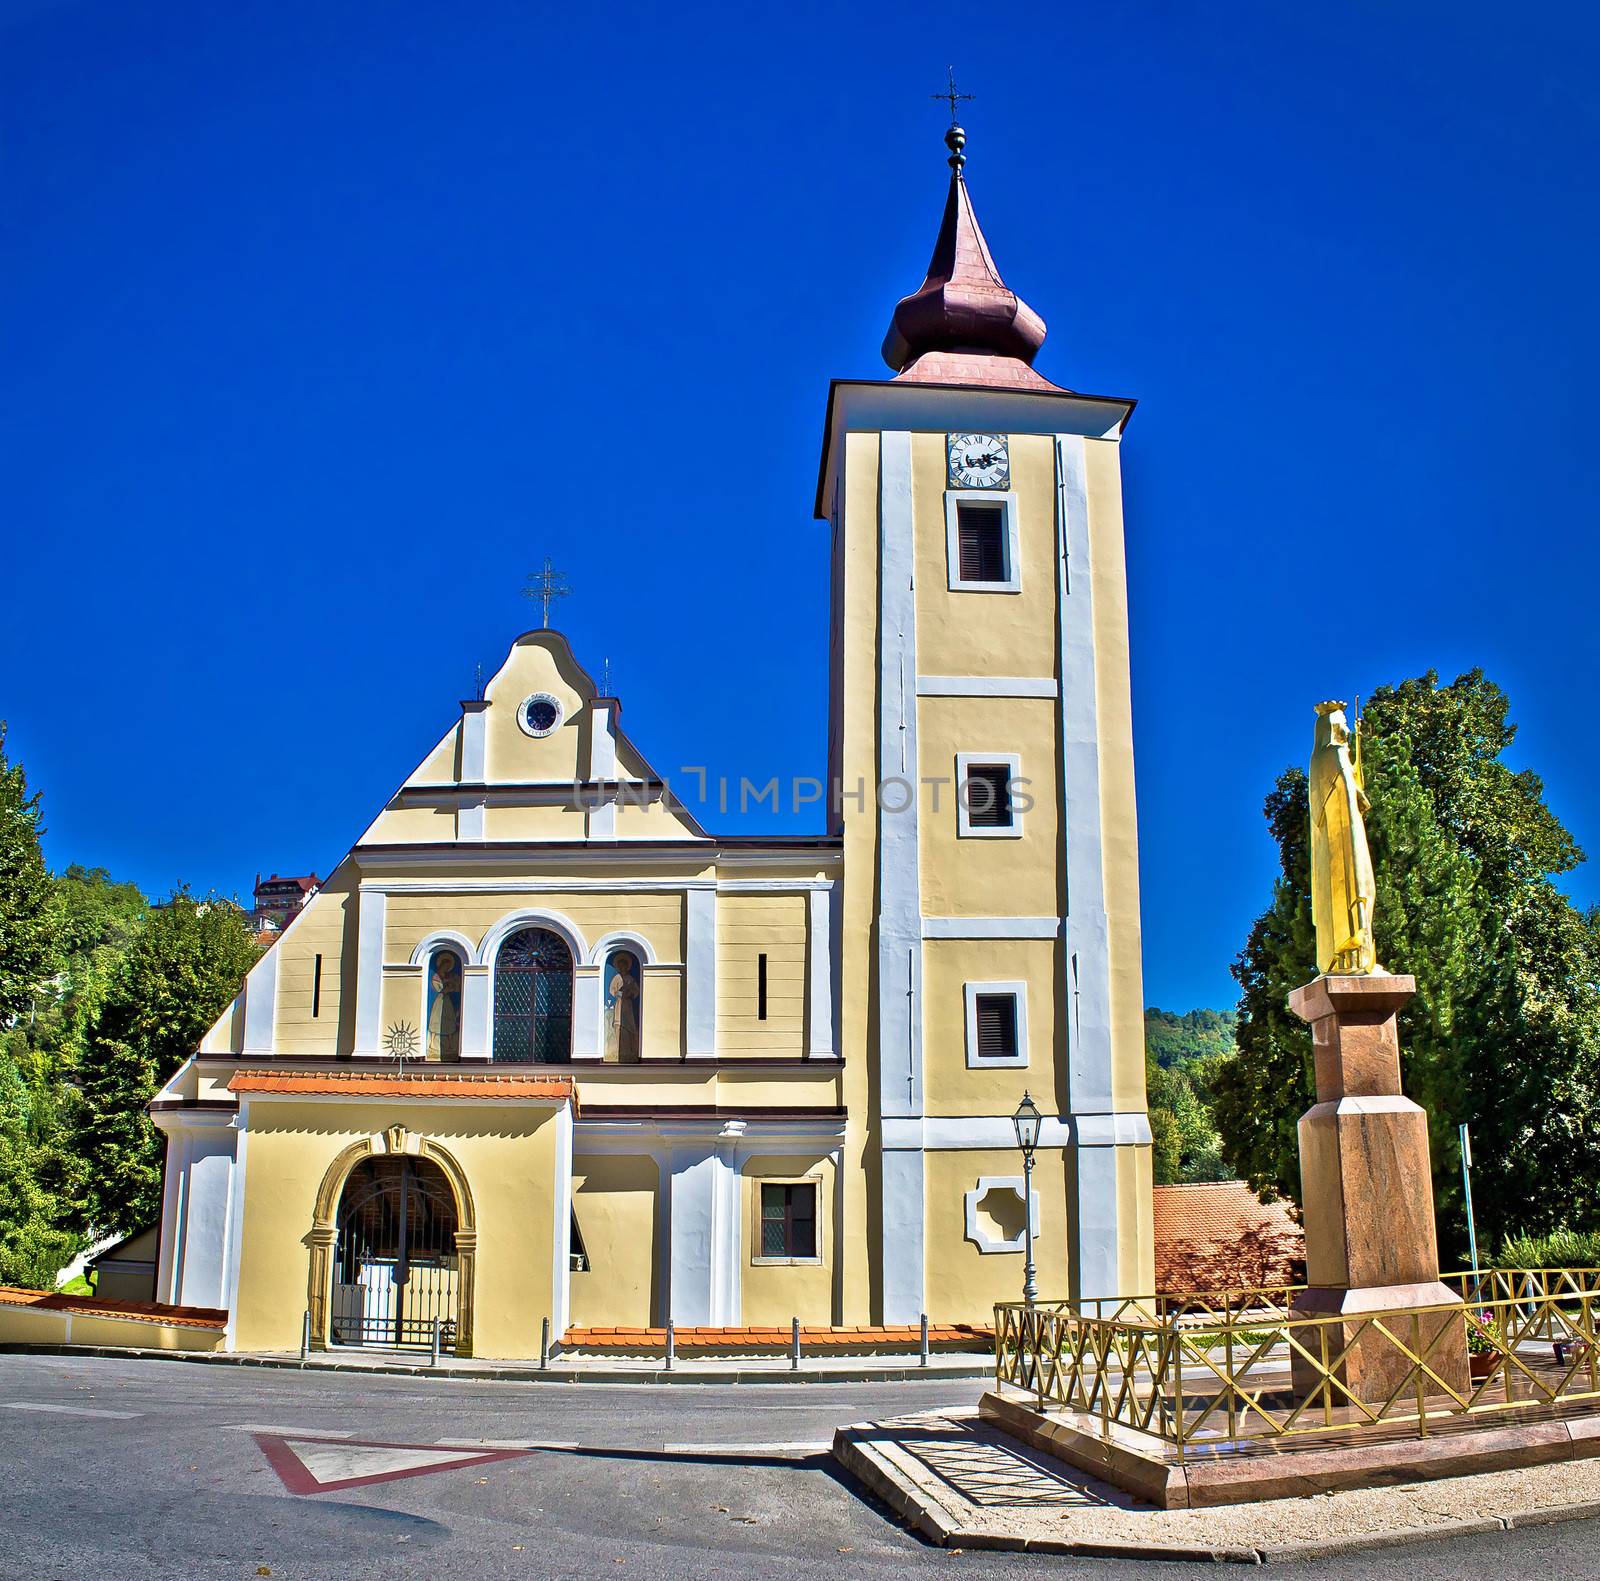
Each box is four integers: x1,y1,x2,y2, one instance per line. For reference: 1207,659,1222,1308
330,1157,460,1350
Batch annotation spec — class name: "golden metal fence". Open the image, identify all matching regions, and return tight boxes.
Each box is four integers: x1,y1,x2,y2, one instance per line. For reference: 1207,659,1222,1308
994,1268,1600,1459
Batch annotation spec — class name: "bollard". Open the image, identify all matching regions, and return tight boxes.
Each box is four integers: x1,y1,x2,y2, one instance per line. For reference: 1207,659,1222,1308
920,1312,930,1368
540,1316,550,1371
300,1309,311,1363
791,1316,801,1372
431,1317,442,1367
665,1318,675,1372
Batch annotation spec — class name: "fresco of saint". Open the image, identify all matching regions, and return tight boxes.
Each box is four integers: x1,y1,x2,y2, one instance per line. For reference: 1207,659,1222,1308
427,948,463,1061
604,948,641,1062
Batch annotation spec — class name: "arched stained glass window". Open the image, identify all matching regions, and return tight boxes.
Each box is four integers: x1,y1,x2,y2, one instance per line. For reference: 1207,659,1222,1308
493,927,573,1063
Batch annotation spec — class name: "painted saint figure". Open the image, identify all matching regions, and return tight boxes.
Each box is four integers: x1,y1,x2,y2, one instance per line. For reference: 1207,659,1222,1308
1309,701,1379,975
427,948,463,1062
604,948,641,1062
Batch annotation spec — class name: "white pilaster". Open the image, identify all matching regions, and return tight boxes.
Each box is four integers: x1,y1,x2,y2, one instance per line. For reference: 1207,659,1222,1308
1070,1143,1121,1309
353,886,388,1057
157,1113,239,1311
1055,434,1113,1114
876,430,925,1321
666,1145,718,1325
684,887,717,1058
1056,432,1122,1307
879,1146,926,1324
551,1101,573,1338
572,965,603,1059
460,965,491,1060
710,1125,743,1325
155,1132,188,1304
241,945,278,1056
588,701,617,780
459,701,488,782
806,886,834,1058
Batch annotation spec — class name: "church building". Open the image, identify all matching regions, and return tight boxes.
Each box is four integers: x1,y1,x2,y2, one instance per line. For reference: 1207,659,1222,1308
150,125,1154,1356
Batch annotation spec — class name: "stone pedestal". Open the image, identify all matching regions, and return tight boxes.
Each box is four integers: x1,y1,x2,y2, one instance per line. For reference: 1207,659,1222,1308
1287,974,1468,1401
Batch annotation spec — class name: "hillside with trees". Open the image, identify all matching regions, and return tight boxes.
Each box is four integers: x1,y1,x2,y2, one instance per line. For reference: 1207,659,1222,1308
1145,1007,1233,1186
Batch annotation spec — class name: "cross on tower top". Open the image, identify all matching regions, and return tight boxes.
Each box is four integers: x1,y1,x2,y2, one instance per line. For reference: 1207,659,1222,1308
931,67,974,171
932,66,974,124
523,557,571,628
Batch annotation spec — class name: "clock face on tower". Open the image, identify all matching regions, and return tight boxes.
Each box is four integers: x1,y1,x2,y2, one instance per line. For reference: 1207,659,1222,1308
947,433,1010,490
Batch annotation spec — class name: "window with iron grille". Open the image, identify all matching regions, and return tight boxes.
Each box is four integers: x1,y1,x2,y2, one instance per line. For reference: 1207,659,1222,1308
963,764,1013,828
956,502,1008,583
759,1182,817,1260
974,994,1019,1061
493,926,573,1062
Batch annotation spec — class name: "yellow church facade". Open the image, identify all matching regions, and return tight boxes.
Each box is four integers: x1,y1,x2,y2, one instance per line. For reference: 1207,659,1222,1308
149,127,1154,1358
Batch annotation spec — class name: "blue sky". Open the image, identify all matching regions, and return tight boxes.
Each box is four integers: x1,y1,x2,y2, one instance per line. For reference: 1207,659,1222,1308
5,0,1597,1012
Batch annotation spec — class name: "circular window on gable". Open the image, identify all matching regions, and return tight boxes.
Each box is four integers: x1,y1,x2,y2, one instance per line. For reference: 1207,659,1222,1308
518,692,563,738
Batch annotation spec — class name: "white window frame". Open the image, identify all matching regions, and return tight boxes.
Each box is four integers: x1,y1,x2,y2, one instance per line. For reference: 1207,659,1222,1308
963,980,1029,1068
750,1173,824,1267
955,751,1024,839
944,490,1020,593
964,1176,1039,1254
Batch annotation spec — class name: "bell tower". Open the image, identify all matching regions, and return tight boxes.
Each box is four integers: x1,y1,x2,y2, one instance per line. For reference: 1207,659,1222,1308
818,122,1154,1321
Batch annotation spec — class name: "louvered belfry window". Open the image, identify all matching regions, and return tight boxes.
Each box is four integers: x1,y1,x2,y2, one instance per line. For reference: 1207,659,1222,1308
957,502,1007,583
974,993,1019,1061
964,764,1013,828
493,926,573,1063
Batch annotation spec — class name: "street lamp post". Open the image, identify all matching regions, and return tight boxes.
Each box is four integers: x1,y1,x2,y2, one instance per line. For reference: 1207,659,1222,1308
1012,1091,1042,1310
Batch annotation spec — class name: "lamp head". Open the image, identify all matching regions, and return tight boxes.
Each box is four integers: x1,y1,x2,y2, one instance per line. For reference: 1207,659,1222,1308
1012,1090,1043,1158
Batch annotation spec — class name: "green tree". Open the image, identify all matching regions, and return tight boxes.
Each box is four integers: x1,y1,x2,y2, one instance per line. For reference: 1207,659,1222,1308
73,894,261,1236
1212,671,1600,1252
39,866,147,1066
0,1030,81,1286
0,726,61,1026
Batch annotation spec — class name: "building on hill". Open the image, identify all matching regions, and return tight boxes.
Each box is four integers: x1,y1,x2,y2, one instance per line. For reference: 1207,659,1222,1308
148,123,1155,1357
252,873,322,934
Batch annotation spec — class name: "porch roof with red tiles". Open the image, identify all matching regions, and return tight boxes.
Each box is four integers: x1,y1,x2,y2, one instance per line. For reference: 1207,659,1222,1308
226,1069,575,1103
0,1285,227,1330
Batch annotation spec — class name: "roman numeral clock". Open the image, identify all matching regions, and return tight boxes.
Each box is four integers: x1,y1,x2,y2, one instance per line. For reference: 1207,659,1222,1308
947,432,1010,489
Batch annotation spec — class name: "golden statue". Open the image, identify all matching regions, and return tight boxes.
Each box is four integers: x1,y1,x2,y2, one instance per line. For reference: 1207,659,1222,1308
1309,701,1378,975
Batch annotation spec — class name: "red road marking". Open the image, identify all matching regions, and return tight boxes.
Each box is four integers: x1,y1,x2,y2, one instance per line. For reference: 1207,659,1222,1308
254,1432,532,1495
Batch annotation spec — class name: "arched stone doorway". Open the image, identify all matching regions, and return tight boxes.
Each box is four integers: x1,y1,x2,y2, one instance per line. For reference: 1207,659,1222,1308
308,1132,477,1356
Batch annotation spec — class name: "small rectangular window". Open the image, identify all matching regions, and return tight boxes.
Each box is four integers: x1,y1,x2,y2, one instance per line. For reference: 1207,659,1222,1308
757,952,768,1021
312,953,322,1018
963,765,1013,828
974,994,1019,1060
956,502,1007,583
760,1182,817,1260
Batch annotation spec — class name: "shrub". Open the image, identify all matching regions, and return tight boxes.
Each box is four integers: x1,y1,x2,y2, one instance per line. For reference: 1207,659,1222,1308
1492,1229,1600,1269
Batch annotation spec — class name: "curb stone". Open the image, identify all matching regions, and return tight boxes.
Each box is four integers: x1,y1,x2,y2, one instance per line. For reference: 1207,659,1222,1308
832,1422,1600,1564
1505,1498,1600,1530
0,1341,990,1387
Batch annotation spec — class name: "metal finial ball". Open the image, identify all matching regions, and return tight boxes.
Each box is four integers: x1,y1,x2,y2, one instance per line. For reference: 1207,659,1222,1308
945,122,967,170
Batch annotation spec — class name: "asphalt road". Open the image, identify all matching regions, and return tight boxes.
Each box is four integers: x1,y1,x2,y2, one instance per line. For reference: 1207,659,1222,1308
1,1353,1597,1580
